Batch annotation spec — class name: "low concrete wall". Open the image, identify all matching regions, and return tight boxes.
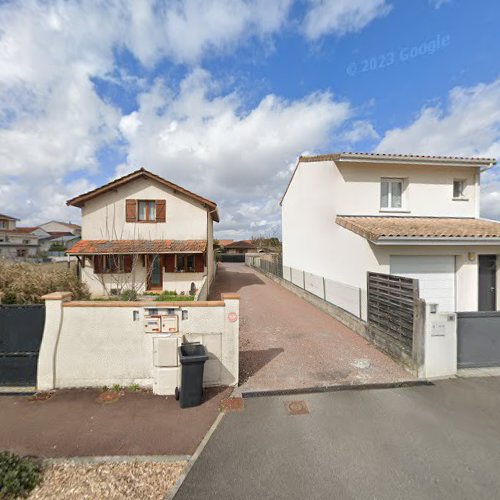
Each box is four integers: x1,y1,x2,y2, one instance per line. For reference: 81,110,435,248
37,292,239,394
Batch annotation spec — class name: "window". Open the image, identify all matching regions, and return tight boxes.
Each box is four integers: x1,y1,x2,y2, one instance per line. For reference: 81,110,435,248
93,255,133,274
381,179,404,209
453,180,466,199
176,254,196,272
138,200,156,221
0,220,6,229
16,249,27,257
22,239,30,244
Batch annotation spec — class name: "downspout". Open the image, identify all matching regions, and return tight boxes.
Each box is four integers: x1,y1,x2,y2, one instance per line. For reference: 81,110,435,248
207,207,218,295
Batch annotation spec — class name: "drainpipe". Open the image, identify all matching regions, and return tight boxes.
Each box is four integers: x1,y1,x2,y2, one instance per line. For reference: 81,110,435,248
207,207,218,295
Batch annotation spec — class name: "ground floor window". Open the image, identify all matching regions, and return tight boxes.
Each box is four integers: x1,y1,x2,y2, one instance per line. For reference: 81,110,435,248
93,255,133,274
176,254,196,272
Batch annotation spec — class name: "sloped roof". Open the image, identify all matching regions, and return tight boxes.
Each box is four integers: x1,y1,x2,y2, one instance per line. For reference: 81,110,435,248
67,239,207,254
224,240,256,249
336,216,500,242
66,167,219,222
0,213,19,221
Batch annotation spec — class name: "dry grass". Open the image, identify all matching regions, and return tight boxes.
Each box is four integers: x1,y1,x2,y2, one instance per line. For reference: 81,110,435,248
0,259,89,304
28,461,186,500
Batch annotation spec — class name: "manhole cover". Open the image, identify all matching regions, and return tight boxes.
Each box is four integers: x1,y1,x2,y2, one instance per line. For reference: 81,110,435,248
285,400,309,415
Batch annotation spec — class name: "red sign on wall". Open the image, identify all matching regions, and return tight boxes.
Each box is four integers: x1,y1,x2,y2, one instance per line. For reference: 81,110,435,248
228,312,238,323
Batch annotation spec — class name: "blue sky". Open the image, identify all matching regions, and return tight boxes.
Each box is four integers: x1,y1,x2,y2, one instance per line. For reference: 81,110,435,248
1,0,499,237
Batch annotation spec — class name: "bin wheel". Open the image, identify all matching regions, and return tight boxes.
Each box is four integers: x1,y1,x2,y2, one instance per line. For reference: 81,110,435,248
175,387,180,400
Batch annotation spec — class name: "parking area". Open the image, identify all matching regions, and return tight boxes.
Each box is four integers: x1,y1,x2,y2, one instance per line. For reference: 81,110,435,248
209,263,412,394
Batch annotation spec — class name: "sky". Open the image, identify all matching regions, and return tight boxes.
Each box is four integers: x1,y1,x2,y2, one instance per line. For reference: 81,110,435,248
1,0,499,239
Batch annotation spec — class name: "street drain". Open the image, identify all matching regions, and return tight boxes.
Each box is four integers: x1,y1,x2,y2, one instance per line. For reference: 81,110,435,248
285,400,309,415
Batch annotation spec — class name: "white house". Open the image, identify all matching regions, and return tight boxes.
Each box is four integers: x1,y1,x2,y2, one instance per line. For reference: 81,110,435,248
281,152,500,316
0,213,39,259
66,167,218,298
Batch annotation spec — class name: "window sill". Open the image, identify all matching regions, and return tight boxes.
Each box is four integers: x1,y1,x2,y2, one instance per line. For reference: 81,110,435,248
379,209,411,214
452,197,469,202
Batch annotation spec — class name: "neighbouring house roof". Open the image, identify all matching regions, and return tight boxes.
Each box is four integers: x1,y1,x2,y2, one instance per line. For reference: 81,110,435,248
0,230,39,239
39,220,81,230
0,213,19,221
218,239,234,247
15,227,38,233
280,152,497,205
66,167,220,222
299,152,497,166
224,240,257,249
336,216,500,243
67,239,207,255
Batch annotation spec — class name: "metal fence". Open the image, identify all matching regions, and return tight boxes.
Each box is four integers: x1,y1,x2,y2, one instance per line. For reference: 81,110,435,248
246,254,366,320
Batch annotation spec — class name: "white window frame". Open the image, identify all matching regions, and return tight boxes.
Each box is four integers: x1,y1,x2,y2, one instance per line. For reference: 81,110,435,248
380,178,406,211
452,179,468,200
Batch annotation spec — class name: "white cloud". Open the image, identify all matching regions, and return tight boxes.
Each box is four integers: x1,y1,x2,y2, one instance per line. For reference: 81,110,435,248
118,69,354,237
376,77,500,219
302,0,391,40
429,0,451,8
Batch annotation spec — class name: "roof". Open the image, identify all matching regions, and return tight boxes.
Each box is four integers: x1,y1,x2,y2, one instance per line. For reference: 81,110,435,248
42,221,81,230
336,216,500,242
67,239,207,255
218,239,234,247
0,213,19,221
299,152,497,166
66,167,220,222
280,152,497,205
15,227,38,233
224,240,257,249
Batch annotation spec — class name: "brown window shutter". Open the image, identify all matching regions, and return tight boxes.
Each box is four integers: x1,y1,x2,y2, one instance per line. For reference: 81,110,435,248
93,255,103,273
126,199,137,222
156,200,166,222
123,255,133,273
195,254,205,272
165,254,175,272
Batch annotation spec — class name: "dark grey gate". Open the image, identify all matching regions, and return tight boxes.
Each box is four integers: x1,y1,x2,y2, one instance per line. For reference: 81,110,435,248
0,305,45,386
457,311,500,368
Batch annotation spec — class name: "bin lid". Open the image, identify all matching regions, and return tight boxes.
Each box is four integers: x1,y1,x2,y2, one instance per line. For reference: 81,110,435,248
178,343,208,363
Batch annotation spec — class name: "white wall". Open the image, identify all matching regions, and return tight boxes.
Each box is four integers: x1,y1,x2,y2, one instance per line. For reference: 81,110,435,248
81,176,210,240
37,293,240,392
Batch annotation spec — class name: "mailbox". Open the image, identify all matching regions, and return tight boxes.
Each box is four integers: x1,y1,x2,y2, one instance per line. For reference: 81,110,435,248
144,315,161,333
161,315,179,333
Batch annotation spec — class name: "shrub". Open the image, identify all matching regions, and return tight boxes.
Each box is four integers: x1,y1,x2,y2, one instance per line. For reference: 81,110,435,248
0,451,42,499
0,260,89,304
155,291,194,302
120,289,138,301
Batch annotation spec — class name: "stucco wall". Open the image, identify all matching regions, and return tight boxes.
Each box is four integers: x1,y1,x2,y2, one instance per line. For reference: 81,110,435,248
81,176,211,240
37,293,240,392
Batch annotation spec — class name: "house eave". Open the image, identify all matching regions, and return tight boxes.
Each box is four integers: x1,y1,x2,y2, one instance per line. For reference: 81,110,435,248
373,237,500,246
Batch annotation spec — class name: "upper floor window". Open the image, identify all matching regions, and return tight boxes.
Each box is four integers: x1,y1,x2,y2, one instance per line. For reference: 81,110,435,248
381,178,403,209
0,220,6,229
138,200,156,221
453,179,466,199
126,199,166,223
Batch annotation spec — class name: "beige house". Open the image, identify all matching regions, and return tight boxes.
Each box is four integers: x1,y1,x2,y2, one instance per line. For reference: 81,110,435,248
282,152,500,317
67,168,219,298
0,213,39,259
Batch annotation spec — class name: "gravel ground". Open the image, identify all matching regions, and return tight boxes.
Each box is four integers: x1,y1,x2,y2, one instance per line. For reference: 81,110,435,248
28,460,187,499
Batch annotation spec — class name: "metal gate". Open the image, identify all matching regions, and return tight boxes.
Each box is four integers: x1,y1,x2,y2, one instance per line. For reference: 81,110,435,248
457,311,500,368
0,305,45,386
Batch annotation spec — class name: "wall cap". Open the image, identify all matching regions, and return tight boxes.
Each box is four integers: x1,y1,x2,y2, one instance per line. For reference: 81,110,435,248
41,291,73,301
221,293,241,300
64,300,225,308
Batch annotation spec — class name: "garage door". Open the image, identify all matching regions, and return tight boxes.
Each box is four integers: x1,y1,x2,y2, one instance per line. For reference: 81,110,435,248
390,256,455,312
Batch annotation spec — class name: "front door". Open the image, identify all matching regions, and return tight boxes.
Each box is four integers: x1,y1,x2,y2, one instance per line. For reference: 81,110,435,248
478,255,497,311
147,255,163,291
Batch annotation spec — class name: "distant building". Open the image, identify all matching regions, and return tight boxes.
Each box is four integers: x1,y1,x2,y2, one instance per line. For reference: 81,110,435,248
0,213,39,259
223,240,258,255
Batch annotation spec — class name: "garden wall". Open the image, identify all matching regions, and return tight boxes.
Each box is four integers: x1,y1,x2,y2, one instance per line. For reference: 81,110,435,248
37,292,239,394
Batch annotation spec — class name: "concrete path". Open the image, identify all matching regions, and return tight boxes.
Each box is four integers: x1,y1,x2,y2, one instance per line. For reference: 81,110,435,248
0,387,229,458
176,377,500,500
210,263,411,393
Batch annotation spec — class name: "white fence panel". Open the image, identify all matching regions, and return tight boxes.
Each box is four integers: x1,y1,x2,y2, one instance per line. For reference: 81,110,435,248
283,265,292,281
325,278,360,318
304,272,324,299
291,267,304,288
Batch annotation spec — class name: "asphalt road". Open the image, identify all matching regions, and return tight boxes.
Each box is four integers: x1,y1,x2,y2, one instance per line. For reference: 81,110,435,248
176,377,500,499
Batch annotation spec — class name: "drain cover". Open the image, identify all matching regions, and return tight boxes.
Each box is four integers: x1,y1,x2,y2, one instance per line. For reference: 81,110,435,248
285,400,309,415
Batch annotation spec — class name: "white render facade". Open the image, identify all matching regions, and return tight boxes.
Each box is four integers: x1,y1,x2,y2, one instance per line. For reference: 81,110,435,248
281,153,500,316
67,168,217,298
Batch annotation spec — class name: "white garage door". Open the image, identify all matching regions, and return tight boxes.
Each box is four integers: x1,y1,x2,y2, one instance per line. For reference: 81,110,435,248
390,256,456,312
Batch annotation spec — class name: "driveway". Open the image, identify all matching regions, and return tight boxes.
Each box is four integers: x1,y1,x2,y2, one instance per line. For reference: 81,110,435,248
0,387,229,458
176,377,500,499
210,263,411,393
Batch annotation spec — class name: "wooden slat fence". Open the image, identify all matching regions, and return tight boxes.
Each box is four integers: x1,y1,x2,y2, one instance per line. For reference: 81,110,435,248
367,272,419,355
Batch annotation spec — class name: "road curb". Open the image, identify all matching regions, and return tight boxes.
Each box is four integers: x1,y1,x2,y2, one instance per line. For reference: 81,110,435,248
165,411,226,500
242,380,432,398
43,455,190,465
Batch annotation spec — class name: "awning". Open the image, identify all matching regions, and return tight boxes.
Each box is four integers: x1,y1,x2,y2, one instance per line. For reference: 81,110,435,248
67,239,207,255
336,216,500,244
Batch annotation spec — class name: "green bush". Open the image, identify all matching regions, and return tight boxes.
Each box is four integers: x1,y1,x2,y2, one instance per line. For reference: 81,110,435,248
120,289,138,301
0,260,89,304
0,451,42,498
155,291,194,302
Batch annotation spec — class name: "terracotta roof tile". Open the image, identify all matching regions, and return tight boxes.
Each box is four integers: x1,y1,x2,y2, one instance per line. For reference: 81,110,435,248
224,240,257,249
67,239,207,254
336,216,500,241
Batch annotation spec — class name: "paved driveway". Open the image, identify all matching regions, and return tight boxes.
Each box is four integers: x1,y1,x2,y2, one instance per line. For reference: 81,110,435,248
210,263,411,394
176,377,500,500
